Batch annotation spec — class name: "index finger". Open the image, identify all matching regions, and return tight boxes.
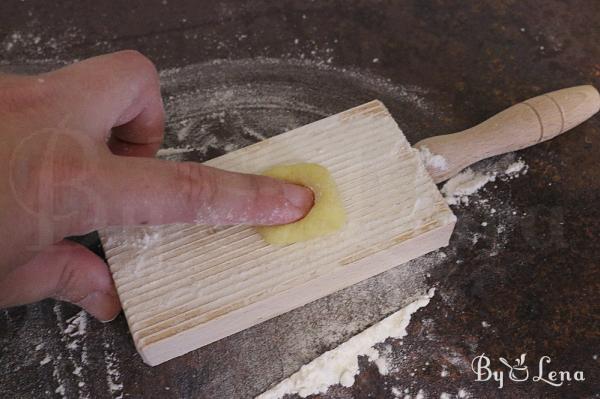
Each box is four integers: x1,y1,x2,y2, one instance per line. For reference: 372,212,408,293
69,154,314,233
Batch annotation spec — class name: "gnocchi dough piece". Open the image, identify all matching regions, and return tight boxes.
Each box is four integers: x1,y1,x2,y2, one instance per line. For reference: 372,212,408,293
257,163,346,245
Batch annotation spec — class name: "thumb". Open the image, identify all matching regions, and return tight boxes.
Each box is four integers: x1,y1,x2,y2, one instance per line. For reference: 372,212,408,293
0,240,121,322
94,155,314,228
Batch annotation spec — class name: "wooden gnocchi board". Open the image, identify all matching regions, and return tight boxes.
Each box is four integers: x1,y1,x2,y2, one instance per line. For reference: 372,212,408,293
100,100,456,366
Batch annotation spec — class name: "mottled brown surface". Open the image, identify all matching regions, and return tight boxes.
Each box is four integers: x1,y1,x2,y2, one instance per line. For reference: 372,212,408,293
1,1,599,398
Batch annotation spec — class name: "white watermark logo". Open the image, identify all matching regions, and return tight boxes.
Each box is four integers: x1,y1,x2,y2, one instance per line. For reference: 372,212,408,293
471,353,585,389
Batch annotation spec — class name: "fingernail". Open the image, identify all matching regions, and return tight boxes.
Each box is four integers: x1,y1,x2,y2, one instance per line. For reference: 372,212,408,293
98,312,120,324
78,291,122,323
283,183,313,211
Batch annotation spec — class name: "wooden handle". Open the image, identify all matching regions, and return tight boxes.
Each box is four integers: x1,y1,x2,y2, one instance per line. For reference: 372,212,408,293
415,85,600,183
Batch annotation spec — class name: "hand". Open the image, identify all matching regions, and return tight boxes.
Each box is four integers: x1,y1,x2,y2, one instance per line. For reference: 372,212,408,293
0,51,313,322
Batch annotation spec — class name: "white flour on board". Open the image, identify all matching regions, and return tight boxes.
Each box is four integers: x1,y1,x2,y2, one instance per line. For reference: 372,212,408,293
418,146,448,172
257,289,435,399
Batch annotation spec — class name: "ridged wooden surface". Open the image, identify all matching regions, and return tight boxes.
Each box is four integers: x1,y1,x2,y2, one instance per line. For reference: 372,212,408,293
100,101,456,365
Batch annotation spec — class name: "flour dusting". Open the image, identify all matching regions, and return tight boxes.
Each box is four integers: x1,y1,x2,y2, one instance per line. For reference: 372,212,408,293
441,169,497,206
373,343,394,375
458,388,470,398
54,383,66,397
176,120,194,141
505,159,528,177
156,58,438,165
53,306,90,398
64,311,88,338
442,157,528,206
103,339,124,399
257,290,435,399
418,146,448,172
40,354,52,366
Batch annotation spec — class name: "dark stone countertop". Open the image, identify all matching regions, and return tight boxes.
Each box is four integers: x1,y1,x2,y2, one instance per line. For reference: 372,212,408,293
1,1,599,398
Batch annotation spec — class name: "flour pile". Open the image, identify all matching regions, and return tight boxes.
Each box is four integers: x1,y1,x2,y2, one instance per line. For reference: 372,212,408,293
257,290,435,399
441,159,528,206
418,146,448,172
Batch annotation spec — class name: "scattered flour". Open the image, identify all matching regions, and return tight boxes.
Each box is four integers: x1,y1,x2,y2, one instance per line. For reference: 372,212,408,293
176,121,193,142
55,384,66,396
505,159,528,176
64,311,88,338
104,344,124,398
374,343,394,375
418,146,448,172
138,231,162,249
441,169,496,206
40,354,52,366
257,289,435,399
156,57,438,167
441,157,528,206
53,306,90,398
242,126,267,141
3,32,41,52
2,27,86,61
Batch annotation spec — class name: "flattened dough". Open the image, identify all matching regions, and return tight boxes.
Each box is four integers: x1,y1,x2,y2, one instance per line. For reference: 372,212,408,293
257,163,346,245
